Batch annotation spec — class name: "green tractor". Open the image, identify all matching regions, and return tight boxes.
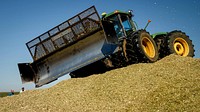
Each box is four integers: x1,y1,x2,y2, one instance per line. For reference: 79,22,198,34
100,9,194,65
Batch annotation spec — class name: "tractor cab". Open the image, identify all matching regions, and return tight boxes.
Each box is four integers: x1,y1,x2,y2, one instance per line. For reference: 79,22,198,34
101,10,136,43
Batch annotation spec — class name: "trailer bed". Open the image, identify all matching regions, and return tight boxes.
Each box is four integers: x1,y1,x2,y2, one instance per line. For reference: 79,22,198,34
26,6,102,61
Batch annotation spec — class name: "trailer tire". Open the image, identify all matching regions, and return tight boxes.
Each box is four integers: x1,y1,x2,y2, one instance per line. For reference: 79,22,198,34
166,30,195,57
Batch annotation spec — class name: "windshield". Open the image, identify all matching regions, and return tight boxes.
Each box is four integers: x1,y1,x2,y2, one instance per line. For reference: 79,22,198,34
110,14,133,37
121,15,132,31
111,16,125,38
102,14,134,39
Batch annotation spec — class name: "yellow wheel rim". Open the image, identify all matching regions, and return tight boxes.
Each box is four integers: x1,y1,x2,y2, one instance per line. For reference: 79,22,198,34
142,37,156,58
173,38,189,56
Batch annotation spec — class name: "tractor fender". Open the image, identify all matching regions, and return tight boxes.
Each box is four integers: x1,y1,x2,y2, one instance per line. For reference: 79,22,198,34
151,32,167,39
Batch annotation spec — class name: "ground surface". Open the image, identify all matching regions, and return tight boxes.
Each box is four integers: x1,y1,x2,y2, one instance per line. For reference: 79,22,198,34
0,55,200,112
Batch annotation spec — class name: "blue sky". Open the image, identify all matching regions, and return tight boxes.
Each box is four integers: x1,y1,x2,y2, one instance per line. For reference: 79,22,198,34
0,0,200,92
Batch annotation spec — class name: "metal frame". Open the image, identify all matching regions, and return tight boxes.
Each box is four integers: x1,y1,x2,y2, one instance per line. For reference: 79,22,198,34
26,6,102,61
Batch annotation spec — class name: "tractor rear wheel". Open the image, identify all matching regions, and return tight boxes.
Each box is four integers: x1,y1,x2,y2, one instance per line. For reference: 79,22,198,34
166,30,194,57
133,30,159,62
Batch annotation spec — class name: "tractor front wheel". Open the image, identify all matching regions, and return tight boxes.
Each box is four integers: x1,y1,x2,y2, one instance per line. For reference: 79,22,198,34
133,30,159,62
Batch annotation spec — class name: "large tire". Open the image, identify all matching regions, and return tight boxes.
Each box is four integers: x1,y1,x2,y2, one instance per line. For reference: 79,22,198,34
133,30,159,62
123,39,138,64
166,30,195,57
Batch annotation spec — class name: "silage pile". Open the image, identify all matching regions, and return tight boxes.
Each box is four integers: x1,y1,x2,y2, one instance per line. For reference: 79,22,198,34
1,55,200,112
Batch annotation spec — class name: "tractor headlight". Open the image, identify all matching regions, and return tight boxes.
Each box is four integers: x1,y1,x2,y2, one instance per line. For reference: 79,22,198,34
128,10,134,17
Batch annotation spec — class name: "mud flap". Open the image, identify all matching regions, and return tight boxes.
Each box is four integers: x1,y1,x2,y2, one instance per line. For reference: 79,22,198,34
18,63,35,83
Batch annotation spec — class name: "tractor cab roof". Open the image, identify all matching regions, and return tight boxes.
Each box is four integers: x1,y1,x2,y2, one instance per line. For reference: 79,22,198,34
101,10,133,19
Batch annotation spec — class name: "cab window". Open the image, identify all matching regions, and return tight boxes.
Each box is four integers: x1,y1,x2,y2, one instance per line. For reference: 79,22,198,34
120,15,133,34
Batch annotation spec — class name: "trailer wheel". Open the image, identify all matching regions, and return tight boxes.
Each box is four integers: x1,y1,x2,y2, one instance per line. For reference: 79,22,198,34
133,30,159,62
167,30,194,57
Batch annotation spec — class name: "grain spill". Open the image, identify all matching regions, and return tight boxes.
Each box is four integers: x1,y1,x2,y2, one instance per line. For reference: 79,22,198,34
1,54,200,112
